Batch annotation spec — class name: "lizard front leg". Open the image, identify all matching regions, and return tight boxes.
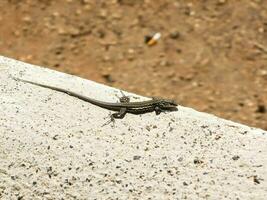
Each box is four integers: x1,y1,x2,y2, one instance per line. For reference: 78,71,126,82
154,106,163,115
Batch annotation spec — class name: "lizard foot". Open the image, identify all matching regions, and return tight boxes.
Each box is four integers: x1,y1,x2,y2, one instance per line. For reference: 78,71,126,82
101,112,115,127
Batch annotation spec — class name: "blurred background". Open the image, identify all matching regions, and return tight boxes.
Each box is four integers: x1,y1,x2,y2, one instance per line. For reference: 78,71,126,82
0,0,266,130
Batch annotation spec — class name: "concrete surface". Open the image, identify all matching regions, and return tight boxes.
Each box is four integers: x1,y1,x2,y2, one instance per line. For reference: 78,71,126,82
0,56,266,200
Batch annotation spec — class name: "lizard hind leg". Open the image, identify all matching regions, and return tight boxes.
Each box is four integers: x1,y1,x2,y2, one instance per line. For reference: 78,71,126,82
112,107,127,119
101,108,127,127
102,112,115,127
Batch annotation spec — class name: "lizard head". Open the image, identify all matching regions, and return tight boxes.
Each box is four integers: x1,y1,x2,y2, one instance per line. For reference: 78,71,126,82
157,99,178,111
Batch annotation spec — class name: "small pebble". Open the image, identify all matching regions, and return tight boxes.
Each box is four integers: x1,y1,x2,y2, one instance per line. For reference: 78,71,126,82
169,31,180,40
133,155,141,160
256,105,266,113
232,155,240,161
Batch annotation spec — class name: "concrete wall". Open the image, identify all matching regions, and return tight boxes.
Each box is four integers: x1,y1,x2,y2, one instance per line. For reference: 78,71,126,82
0,56,266,199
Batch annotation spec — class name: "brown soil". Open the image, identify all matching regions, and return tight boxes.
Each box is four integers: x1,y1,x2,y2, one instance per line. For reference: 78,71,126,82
0,0,266,130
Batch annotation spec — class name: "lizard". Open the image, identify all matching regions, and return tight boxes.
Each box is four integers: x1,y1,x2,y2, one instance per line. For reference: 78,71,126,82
13,77,178,121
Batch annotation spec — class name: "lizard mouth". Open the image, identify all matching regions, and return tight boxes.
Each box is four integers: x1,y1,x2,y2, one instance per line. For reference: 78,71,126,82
165,106,178,111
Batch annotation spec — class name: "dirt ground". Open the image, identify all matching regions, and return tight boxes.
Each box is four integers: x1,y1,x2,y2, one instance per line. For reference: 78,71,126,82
0,0,266,130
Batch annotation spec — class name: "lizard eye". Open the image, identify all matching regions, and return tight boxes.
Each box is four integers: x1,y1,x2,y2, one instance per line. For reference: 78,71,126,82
160,102,168,107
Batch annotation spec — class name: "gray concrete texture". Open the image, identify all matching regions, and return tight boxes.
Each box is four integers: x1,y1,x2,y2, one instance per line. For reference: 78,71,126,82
0,56,266,199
